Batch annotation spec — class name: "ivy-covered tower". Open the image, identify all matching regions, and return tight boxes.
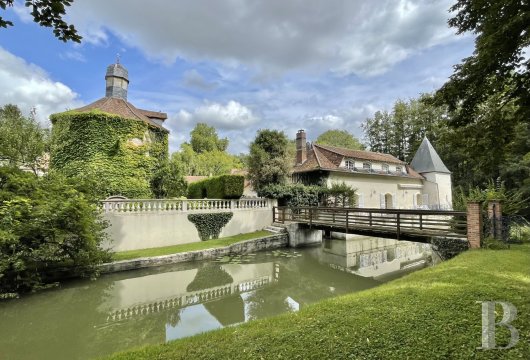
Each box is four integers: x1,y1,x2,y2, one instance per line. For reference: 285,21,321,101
50,62,169,198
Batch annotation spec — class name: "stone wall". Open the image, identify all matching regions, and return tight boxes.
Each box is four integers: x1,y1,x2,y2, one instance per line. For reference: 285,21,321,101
103,199,276,251
101,233,288,273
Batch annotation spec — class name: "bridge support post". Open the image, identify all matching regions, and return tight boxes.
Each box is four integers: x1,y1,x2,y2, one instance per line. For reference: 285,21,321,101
467,201,483,249
283,223,322,248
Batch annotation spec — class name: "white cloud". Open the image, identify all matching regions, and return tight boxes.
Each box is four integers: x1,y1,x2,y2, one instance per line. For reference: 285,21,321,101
66,0,457,76
0,47,82,124
182,69,218,91
175,101,259,130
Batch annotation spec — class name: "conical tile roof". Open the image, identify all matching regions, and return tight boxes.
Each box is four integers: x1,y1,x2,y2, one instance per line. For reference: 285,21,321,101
410,138,450,174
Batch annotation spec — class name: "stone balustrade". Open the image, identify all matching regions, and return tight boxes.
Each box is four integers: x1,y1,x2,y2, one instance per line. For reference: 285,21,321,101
101,198,274,213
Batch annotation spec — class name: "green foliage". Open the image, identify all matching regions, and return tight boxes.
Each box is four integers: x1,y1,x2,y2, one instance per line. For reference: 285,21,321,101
187,175,244,199
482,237,510,250
50,111,168,199
0,167,110,296
0,104,48,174
187,213,233,241
187,181,206,199
322,182,357,207
316,129,364,150
190,123,229,153
452,180,528,216
435,0,530,126
151,156,187,199
248,129,291,191
0,0,81,42
259,183,325,207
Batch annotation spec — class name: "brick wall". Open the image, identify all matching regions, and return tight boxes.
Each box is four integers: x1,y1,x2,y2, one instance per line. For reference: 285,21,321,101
467,201,483,249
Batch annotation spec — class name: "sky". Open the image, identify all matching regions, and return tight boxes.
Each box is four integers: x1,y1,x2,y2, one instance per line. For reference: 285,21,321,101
0,0,474,154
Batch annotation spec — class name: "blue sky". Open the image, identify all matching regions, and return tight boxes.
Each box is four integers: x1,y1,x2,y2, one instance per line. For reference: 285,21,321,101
0,0,474,154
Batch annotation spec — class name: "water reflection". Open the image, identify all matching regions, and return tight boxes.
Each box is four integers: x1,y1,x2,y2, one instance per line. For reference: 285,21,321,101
0,236,438,360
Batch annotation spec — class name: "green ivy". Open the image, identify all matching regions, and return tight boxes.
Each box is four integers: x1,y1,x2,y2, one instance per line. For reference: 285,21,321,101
187,212,233,241
49,110,168,199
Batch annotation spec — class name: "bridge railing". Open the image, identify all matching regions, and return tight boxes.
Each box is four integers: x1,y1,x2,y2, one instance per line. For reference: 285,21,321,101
101,198,274,213
273,206,467,240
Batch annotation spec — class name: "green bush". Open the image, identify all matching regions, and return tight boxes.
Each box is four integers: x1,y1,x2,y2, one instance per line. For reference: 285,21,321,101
0,167,111,297
187,175,244,199
258,183,326,207
187,181,207,199
187,213,233,240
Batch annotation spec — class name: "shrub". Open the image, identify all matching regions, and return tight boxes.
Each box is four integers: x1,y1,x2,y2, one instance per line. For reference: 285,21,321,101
0,167,111,297
187,213,233,240
187,175,244,199
187,180,207,199
259,183,325,207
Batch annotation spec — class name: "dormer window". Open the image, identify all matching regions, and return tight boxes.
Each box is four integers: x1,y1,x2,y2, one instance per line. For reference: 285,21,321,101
363,162,371,171
382,164,389,174
396,166,403,174
345,159,355,170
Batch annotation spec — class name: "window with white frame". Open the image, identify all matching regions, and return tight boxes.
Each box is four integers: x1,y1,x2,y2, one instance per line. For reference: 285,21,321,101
396,166,402,174
363,162,371,171
382,164,389,173
345,159,355,170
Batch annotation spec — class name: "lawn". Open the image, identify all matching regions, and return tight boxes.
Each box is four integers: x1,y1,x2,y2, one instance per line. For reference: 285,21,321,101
106,243,530,359
112,230,274,261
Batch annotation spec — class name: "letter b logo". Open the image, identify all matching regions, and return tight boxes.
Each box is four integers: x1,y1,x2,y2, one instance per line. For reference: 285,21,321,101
477,301,519,350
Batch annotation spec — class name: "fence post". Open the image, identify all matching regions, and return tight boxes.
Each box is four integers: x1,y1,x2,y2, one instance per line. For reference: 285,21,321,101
467,201,483,249
346,210,349,233
273,207,276,223
487,200,503,240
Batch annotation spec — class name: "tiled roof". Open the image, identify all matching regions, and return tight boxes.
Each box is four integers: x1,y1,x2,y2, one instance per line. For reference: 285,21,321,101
410,137,451,174
314,144,404,165
293,144,423,179
138,109,168,121
72,97,169,132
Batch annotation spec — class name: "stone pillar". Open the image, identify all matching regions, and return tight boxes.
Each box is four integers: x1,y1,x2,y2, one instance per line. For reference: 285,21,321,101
467,201,483,249
487,200,503,240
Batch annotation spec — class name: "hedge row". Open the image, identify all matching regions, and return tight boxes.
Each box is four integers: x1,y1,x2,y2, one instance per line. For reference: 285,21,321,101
187,175,244,199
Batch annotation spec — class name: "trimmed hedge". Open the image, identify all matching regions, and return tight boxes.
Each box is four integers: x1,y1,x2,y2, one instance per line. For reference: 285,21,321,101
187,213,233,240
187,175,244,199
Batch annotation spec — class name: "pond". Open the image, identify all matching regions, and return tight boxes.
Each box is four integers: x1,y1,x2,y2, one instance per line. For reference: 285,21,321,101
0,236,439,360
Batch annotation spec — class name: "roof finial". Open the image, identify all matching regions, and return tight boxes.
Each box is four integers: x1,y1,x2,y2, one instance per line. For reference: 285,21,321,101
116,53,121,64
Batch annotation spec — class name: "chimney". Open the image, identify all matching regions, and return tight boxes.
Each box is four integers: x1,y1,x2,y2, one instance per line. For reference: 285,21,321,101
296,129,307,165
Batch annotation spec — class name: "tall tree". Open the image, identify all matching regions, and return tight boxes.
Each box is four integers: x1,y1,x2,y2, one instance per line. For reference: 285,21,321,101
0,0,81,42
434,0,530,125
248,129,290,191
0,104,48,175
315,129,364,150
362,95,447,162
190,123,229,154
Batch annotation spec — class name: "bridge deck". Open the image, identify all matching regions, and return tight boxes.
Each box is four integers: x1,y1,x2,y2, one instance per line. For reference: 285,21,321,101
273,206,468,241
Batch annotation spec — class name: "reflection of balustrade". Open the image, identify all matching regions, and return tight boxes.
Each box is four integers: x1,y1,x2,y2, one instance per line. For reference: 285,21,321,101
234,276,270,293
186,285,232,305
106,296,182,322
105,276,272,322
102,198,274,213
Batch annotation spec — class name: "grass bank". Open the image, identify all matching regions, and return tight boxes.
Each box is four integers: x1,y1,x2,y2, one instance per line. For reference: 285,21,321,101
106,244,530,359
112,230,274,261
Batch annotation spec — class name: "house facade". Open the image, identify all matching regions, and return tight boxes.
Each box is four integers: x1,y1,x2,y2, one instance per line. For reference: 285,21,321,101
292,130,452,210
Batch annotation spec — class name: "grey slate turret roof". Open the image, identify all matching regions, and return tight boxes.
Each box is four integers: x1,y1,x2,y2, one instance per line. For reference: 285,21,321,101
410,137,450,174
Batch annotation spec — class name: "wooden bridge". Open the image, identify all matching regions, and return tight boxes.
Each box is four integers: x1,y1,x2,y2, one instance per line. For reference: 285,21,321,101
273,206,468,242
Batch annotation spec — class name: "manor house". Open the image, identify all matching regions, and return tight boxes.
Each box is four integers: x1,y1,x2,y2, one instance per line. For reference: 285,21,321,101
292,130,452,210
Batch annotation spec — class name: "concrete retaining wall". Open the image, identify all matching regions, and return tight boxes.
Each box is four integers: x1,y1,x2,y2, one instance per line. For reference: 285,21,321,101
104,205,274,251
100,233,288,273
